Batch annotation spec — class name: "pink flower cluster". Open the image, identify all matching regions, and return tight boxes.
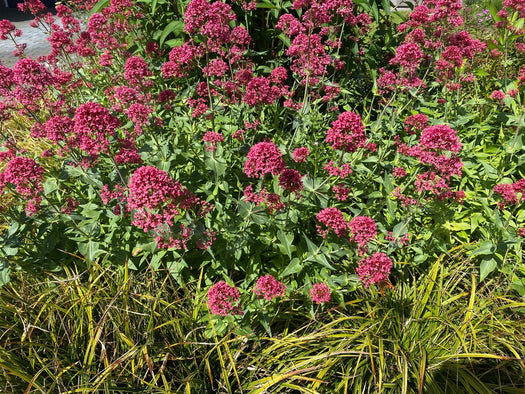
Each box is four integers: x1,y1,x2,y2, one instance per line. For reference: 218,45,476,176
324,160,353,179
275,0,371,87
253,275,286,301
279,169,304,194
207,281,243,316
385,232,410,246
309,282,331,304
316,207,348,238
333,184,351,201
202,131,224,152
124,56,154,88
244,141,285,178
380,0,485,94
72,102,120,156
404,114,428,134
0,19,21,40
348,216,377,255
325,111,367,153
292,147,310,162
244,185,286,214
395,124,464,202
419,125,462,153
494,179,525,208
317,209,378,252
356,252,393,288
127,166,213,249
0,157,44,216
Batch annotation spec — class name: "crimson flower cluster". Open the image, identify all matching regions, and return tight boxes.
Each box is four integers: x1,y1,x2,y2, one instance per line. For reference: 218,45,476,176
244,185,286,214
202,131,224,152
349,216,378,255
207,281,243,316
309,282,331,304
253,275,286,301
325,111,367,153
494,179,525,208
378,0,485,94
72,102,121,156
356,252,393,288
244,141,286,179
208,277,330,316
127,166,214,249
395,124,464,203
0,157,44,216
317,208,378,252
316,207,348,238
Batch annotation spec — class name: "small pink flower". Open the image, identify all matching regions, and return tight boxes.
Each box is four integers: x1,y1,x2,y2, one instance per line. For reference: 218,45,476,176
207,281,243,316
309,283,331,304
393,167,407,178
333,184,350,201
325,111,367,152
356,252,393,288
279,169,303,193
292,147,309,162
419,124,462,153
316,207,348,238
404,114,428,134
202,131,224,152
490,90,506,101
253,275,286,301
244,141,285,178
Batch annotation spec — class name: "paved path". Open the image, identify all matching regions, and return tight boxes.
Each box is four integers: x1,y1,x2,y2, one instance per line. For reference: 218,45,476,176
0,8,52,68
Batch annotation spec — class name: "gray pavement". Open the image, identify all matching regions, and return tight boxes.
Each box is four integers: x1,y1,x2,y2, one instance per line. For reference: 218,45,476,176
0,8,52,68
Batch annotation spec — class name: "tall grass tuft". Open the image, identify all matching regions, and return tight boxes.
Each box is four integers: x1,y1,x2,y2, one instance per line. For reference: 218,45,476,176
0,259,247,393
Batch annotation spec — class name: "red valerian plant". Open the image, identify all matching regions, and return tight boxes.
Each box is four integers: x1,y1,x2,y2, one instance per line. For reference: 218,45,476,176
208,281,243,316
127,166,214,249
244,141,286,178
356,252,393,288
309,283,331,304
316,207,348,238
0,0,523,318
253,275,286,301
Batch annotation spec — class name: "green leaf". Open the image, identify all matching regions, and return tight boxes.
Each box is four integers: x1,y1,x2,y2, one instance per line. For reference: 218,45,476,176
391,222,408,238
2,246,18,256
381,0,390,15
0,258,9,286
205,155,227,177
257,0,279,8
280,258,302,277
470,213,485,233
368,191,382,199
90,0,110,15
43,179,58,196
150,250,167,270
471,241,494,256
159,20,185,47
443,221,470,231
238,201,268,225
78,241,105,264
165,38,185,48
480,258,497,282
308,253,335,270
510,277,525,296
277,231,294,258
